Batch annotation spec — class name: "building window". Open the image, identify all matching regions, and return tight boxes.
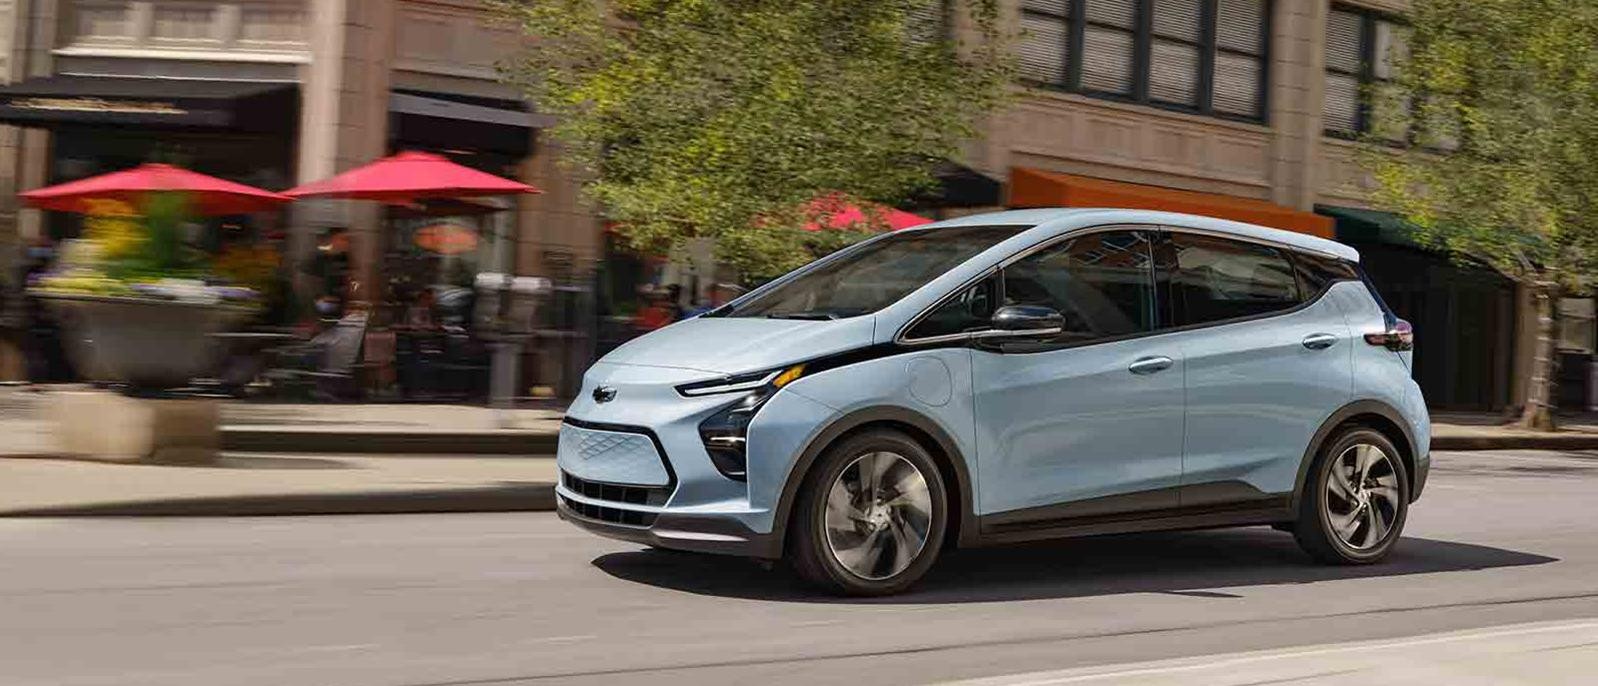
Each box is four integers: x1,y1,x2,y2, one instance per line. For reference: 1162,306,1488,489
1019,0,1272,123
1559,298,1596,354
1323,5,1410,142
909,0,954,44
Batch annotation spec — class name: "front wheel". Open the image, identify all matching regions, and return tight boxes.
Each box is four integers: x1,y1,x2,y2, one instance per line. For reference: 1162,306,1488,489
1294,427,1410,564
787,429,947,596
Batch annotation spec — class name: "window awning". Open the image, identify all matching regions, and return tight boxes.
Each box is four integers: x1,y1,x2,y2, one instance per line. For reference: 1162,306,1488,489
389,91,545,159
1009,167,1335,238
922,160,1003,208
0,76,296,131
1315,204,1422,247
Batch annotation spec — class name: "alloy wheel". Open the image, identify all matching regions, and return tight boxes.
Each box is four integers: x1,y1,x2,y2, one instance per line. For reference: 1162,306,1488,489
1325,443,1401,550
823,451,933,580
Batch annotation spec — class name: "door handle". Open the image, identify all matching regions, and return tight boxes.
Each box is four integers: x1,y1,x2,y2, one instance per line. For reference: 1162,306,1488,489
1128,356,1174,375
1302,333,1339,350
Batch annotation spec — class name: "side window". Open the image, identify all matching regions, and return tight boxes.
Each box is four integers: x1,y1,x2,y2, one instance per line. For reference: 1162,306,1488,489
1292,252,1360,297
905,275,999,339
1001,230,1156,344
1166,233,1301,326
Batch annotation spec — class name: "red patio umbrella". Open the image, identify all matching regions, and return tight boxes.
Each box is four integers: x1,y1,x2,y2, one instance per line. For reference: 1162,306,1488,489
802,194,932,232
20,163,291,216
284,150,540,202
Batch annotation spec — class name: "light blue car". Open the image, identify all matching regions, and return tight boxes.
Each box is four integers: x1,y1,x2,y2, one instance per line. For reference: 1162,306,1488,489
557,209,1430,595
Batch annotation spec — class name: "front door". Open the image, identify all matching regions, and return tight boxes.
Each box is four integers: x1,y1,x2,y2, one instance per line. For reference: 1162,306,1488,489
972,229,1186,524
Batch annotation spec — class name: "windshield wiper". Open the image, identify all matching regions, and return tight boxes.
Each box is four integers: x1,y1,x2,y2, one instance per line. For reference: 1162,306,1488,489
766,311,839,320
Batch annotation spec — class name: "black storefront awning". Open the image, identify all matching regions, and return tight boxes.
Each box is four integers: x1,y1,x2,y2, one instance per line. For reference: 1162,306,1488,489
1315,204,1425,247
390,91,548,159
0,76,297,131
910,159,1003,209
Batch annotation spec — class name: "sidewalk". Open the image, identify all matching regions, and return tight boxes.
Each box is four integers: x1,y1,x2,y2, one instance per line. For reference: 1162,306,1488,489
220,402,563,454
1,387,563,456
1431,411,1598,451
10,386,1598,454
0,453,556,517
5,386,1598,518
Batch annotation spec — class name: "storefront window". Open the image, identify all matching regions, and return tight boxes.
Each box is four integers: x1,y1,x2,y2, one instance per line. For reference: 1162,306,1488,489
48,126,292,242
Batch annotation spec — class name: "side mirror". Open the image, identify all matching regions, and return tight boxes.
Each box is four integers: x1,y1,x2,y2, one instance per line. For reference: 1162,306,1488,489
980,305,1064,339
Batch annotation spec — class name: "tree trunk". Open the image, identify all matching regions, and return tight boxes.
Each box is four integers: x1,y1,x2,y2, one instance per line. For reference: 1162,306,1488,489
1519,284,1560,431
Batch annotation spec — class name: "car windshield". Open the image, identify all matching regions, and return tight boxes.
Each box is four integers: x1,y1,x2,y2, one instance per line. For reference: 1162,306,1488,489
720,225,1028,319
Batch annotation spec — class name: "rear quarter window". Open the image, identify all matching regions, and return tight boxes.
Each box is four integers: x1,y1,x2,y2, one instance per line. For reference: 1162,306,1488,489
1292,252,1360,298
1164,233,1301,326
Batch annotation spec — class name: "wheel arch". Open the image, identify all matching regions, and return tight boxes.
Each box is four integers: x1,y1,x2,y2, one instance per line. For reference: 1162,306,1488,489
1293,399,1419,511
771,406,979,553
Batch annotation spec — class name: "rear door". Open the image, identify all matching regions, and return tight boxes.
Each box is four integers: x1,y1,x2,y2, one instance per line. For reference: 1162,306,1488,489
1156,230,1353,505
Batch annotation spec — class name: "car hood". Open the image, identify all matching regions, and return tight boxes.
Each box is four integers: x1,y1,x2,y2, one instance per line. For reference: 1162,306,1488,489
599,315,877,375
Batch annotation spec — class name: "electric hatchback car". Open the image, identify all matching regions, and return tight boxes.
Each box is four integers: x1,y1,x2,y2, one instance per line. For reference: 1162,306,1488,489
557,209,1429,595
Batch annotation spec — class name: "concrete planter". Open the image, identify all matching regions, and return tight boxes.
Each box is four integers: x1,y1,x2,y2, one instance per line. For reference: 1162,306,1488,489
38,293,254,390
46,390,221,463
34,294,253,463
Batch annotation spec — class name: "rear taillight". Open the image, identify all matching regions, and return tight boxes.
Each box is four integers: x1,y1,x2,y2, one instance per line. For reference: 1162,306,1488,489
1364,318,1414,352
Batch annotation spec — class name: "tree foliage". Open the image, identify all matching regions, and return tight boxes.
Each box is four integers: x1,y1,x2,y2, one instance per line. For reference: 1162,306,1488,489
490,0,1010,278
1363,0,1598,291
1360,0,1598,427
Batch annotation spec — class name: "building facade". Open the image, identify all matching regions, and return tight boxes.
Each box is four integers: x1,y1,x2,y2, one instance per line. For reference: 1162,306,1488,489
0,0,599,393
973,0,1541,412
0,0,1582,411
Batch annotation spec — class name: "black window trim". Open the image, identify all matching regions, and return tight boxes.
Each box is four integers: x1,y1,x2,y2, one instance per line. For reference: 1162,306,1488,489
897,224,1162,348
1153,227,1352,335
896,224,1355,350
899,269,1004,344
1290,250,1363,307
1020,0,1273,125
715,223,1029,320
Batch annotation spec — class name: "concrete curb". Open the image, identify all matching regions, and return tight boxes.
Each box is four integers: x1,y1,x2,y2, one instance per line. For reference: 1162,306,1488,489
220,430,559,455
1431,434,1598,452
0,482,557,518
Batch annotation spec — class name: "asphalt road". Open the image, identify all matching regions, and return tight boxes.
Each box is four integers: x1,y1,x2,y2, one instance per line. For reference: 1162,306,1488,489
3,450,1597,686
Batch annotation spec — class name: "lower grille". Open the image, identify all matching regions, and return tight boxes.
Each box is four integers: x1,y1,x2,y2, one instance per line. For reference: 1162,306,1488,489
562,471,670,507
560,494,659,527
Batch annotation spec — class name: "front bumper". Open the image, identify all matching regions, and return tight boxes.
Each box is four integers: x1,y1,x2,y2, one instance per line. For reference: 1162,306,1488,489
555,416,783,559
555,491,779,558
555,361,845,559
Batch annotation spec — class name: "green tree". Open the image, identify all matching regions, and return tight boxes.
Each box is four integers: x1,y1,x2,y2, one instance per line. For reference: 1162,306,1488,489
1362,0,1598,429
490,0,1010,279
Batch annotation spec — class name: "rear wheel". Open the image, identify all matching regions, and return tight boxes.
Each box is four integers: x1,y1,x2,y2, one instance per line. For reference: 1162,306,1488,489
1294,427,1409,564
787,429,947,596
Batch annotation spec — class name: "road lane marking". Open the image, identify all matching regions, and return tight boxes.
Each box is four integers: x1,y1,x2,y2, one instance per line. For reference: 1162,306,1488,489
522,634,596,645
941,619,1598,685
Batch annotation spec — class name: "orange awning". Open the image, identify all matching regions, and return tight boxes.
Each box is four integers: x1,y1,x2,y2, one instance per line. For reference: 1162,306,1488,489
1008,167,1334,238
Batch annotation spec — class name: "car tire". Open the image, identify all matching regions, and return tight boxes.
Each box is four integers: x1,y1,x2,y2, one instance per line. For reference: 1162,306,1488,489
1294,426,1410,565
787,429,948,596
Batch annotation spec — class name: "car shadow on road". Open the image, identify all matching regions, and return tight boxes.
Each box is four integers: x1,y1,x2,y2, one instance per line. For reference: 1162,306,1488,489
592,527,1557,604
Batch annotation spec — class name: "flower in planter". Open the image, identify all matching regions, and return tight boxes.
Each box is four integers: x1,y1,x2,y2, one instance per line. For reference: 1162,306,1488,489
34,192,261,304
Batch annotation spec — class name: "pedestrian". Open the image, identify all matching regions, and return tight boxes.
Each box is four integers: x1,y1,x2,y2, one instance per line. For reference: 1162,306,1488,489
632,289,672,332
19,240,74,384
664,283,685,322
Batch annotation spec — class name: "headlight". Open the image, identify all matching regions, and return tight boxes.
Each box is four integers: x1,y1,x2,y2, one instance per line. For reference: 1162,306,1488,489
685,364,805,481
